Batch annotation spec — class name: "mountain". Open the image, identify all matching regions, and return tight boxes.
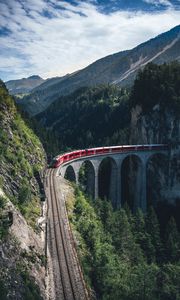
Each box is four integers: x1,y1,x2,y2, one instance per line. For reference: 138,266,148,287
0,80,46,299
19,25,180,115
36,85,130,151
37,61,180,213
5,75,44,95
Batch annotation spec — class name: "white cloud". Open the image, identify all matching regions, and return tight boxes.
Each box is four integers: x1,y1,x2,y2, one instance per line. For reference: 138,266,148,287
143,0,173,7
0,0,179,80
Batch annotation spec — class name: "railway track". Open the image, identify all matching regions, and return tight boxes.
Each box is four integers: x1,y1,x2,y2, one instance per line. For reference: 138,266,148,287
46,168,89,300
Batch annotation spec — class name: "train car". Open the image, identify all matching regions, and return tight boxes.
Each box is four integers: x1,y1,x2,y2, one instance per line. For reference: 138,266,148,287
50,156,61,168
50,144,168,168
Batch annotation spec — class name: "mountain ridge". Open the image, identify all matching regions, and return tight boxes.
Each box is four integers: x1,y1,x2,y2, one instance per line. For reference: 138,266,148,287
5,75,44,95
17,25,180,115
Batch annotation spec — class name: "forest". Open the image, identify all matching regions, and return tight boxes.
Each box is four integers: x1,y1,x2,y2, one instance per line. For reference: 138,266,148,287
58,62,180,299
11,61,180,299
34,61,180,156
67,188,180,300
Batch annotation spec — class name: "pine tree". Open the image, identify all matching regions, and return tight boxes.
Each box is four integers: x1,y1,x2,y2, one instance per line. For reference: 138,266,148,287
110,209,144,265
134,209,155,263
165,217,180,263
146,206,163,263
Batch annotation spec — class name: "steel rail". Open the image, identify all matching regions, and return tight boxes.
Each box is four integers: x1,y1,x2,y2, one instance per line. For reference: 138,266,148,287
49,168,77,300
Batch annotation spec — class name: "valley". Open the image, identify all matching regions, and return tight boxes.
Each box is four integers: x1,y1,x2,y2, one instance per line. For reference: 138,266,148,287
0,22,180,300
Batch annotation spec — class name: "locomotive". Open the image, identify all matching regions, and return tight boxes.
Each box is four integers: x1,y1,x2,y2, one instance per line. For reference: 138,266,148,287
50,144,168,168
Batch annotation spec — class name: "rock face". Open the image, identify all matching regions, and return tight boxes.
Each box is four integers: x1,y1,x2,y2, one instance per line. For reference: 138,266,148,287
130,105,180,145
0,81,46,198
0,80,46,299
130,105,180,206
0,191,46,300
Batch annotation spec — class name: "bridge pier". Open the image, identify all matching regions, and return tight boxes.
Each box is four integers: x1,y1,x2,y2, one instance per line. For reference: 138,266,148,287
59,149,168,212
140,161,147,212
94,171,98,199
109,163,118,208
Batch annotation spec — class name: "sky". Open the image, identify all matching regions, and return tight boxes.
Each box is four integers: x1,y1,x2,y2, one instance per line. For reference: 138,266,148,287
0,0,180,81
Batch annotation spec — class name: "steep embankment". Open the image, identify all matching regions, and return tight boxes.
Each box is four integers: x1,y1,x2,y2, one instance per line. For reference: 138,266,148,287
18,25,180,116
0,80,46,299
130,62,180,206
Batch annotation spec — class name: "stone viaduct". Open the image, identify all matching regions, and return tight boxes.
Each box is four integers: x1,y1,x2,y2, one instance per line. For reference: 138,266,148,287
58,147,169,212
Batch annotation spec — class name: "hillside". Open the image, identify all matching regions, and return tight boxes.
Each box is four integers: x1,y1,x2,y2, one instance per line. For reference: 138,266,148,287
36,61,180,154
36,61,180,210
5,75,44,95
0,80,46,299
18,25,180,116
36,85,130,152
66,187,180,300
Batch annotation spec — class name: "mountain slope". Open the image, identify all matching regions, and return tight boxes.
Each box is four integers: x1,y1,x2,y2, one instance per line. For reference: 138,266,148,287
19,25,180,115
0,80,46,223
5,75,44,95
0,80,46,299
36,85,130,151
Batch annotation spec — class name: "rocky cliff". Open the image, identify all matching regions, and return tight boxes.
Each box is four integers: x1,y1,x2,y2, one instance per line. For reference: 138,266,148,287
0,80,46,299
130,104,180,206
129,62,180,207
131,105,180,145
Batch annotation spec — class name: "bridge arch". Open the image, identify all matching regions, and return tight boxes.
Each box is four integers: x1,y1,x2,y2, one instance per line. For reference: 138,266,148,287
64,165,77,183
98,157,118,207
121,154,143,211
146,152,169,207
78,160,95,198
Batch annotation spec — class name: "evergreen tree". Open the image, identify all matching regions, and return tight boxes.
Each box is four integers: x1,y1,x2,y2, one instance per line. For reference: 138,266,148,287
146,206,163,263
165,217,180,263
156,263,180,300
134,209,155,263
110,209,144,265
92,197,113,231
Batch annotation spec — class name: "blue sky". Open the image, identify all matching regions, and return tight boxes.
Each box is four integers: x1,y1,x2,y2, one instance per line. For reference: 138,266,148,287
0,0,179,81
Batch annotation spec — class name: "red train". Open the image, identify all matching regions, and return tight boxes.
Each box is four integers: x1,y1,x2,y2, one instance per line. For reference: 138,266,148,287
50,144,168,168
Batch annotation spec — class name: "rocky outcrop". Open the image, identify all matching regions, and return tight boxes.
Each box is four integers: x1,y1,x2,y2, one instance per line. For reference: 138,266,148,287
0,81,46,299
0,190,46,300
130,105,180,145
130,104,180,206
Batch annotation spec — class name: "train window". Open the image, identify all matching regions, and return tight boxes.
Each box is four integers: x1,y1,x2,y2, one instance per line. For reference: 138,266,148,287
103,148,109,153
96,149,103,154
112,147,122,152
74,152,80,156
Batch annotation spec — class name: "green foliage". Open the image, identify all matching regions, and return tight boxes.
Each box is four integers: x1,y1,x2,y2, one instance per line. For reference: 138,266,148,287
18,184,31,204
0,279,8,300
0,195,9,239
146,207,163,263
165,217,180,263
109,209,144,264
133,209,155,263
130,61,180,113
156,263,180,300
0,80,45,227
20,270,43,300
0,196,6,209
36,85,130,153
68,189,180,299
